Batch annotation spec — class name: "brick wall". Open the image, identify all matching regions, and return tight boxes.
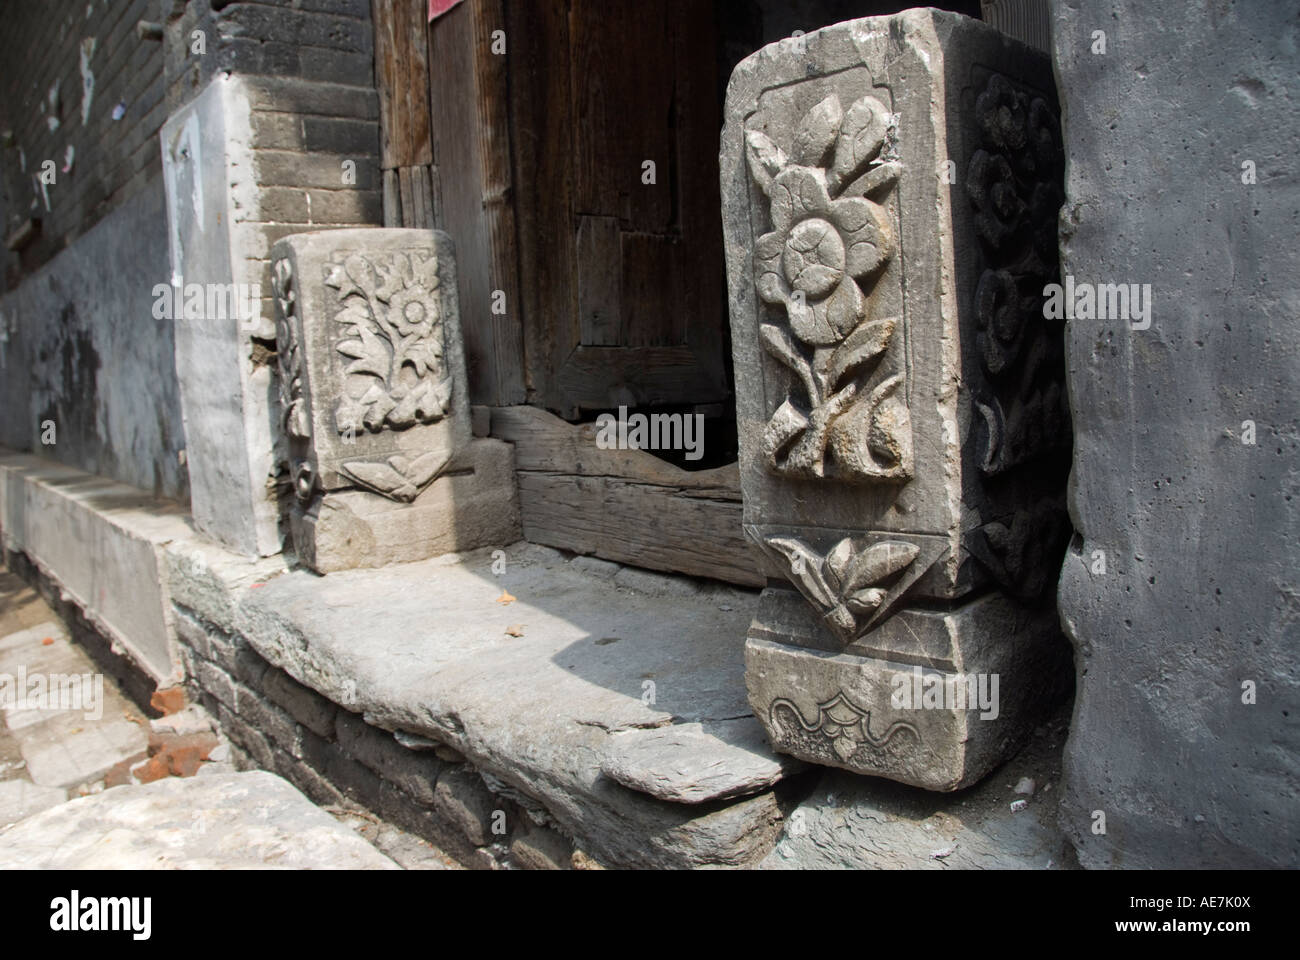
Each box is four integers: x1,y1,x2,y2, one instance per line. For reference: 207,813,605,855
0,0,167,289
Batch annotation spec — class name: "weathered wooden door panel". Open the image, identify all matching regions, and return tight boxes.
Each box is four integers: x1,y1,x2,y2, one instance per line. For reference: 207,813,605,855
511,0,729,416
426,0,526,405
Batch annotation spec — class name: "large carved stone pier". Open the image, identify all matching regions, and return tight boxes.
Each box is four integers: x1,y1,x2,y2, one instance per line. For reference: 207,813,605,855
721,10,1072,790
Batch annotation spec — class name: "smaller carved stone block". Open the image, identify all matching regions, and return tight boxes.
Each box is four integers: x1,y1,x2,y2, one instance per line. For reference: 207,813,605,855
271,228,499,572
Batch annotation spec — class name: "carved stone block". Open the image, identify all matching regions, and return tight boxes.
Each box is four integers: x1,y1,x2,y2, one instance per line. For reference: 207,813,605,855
271,228,517,572
721,10,1071,789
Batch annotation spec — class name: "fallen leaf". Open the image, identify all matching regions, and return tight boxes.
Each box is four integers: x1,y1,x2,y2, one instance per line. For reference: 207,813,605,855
41,637,54,646
496,590,516,605
505,624,525,637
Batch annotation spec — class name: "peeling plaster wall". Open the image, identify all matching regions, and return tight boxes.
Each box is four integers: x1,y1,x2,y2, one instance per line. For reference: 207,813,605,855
0,180,188,501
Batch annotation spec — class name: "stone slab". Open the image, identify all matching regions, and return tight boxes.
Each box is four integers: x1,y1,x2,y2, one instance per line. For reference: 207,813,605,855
166,538,791,868
0,780,67,828
601,717,806,804
0,451,194,681
0,770,398,869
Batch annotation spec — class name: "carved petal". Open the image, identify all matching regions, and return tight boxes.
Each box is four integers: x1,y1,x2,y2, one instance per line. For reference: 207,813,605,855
769,167,832,234
831,196,894,277
819,276,865,341
745,130,788,195
405,450,452,488
842,540,920,595
764,537,834,607
830,96,890,192
342,459,406,496
824,537,854,592
792,94,843,167
754,232,787,303
828,316,896,389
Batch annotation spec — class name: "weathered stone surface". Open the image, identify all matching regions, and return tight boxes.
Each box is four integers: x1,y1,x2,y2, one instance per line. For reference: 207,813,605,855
0,455,193,682
162,74,281,557
746,591,1068,792
294,439,520,573
1049,0,1300,868
0,182,188,501
0,770,398,869
270,227,513,572
601,718,806,803
169,539,789,868
761,709,1077,869
0,780,67,828
721,10,1071,788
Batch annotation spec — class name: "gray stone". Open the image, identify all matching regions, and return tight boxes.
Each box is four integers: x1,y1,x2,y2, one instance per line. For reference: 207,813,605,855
0,780,67,827
186,542,789,868
720,10,1071,789
568,555,621,580
612,566,700,598
433,766,498,848
270,227,515,572
0,770,398,869
1049,0,1300,869
0,456,193,682
161,74,281,557
509,822,573,870
601,718,805,803
295,439,521,573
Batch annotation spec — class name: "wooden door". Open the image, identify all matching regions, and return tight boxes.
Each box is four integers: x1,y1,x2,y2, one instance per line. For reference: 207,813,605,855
506,0,729,416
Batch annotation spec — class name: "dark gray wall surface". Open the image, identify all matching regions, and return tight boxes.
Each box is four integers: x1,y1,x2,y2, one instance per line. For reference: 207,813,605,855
0,177,187,501
1051,0,1298,867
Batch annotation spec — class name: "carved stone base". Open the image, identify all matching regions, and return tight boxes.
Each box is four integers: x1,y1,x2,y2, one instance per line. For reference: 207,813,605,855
745,589,1069,790
290,438,521,574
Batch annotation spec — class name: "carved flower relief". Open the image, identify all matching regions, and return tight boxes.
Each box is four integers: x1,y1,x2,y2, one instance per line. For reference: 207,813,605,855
970,500,1071,602
271,257,316,502
756,534,920,643
753,168,892,346
966,74,1069,477
325,251,452,436
746,92,913,483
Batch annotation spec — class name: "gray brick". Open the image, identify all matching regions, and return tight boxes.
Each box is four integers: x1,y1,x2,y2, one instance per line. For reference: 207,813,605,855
262,666,337,739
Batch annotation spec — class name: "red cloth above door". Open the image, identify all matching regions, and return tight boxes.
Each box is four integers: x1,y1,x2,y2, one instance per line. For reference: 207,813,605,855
429,0,464,21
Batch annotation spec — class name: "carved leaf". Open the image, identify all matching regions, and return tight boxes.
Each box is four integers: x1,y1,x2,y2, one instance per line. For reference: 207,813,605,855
762,399,809,464
828,316,896,389
405,450,451,488
764,537,834,607
344,254,378,299
865,374,910,469
842,540,919,595
844,586,887,615
792,94,842,167
338,322,390,380
829,96,890,193
341,459,406,495
745,129,788,194
410,252,440,291
404,335,444,379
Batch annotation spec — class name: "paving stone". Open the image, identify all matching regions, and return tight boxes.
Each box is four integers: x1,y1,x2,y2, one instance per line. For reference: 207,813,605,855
601,718,806,804
0,770,399,869
0,779,66,827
